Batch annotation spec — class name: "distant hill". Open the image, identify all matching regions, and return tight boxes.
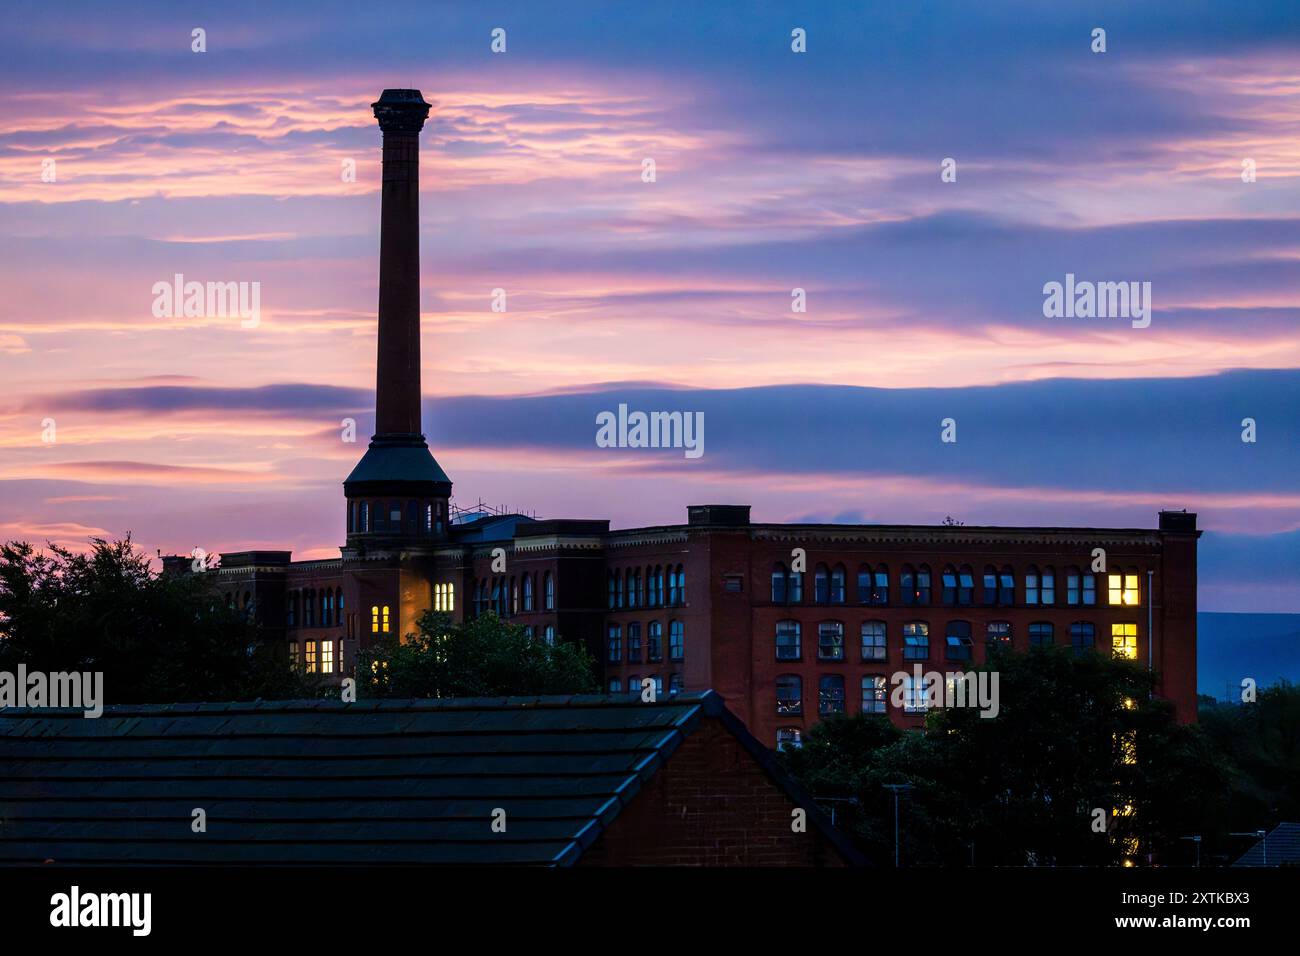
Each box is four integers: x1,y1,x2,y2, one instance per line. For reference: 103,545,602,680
1197,612,1300,700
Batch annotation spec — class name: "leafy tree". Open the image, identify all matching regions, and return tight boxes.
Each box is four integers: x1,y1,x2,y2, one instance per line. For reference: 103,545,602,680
0,536,313,704
780,646,1234,866
353,610,598,698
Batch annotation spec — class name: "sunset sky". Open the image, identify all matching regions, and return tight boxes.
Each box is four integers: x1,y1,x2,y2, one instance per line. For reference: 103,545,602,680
1,0,1297,611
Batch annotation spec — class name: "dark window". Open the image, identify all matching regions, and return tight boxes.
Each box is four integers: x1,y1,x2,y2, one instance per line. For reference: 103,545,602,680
819,675,846,715
668,673,683,696
916,565,932,605
777,728,802,751
999,566,1015,606
942,565,958,606
771,563,788,603
857,565,872,603
1029,622,1054,646
986,621,1012,650
830,564,846,604
776,620,801,661
776,675,802,715
606,625,622,663
647,621,663,662
900,565,916,606
627,622,642,662
814,564,830,604
818,621,845,660
544,572,554,610
872,566,889,606
522,574,534,611
1071,621,1095,653
946,620,973,661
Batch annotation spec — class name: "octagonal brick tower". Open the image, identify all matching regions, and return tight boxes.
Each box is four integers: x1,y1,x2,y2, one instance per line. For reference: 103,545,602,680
343,89,452,555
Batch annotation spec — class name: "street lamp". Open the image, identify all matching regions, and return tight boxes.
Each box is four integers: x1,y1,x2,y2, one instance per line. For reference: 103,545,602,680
884,783,915,867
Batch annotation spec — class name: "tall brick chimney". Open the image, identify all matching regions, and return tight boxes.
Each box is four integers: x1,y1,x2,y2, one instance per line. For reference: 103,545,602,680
342,89,452,555
372,89,430,437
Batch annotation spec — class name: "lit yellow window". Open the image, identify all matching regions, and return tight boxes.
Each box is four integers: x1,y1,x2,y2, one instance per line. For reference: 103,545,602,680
371,605,379,633
434,583,455,612
1112,623,1138,660
1108,573,1139,606
321,640,334,674
382,605,390,633
1122,697,1136,710
1113,730,1137,765
305,640,318,673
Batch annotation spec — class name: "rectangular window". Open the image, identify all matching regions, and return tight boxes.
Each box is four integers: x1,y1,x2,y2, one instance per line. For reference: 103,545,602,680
986,621,1012,649
947,621,974,661
819,675,845,715
1112,622,1138,660
903,622,929,661
627,622,642,662
304,640,318,674
1108,574,1139,606
776,675,802,715
723,575,743,593
1083,573,1096,605
860,621,887,661
1041,570,1055,605
647,622,663,662
902,674,929,713
1067,572,1080,606
606,625,622,663
777,728,802,751
668,673,683,696
1071,621,1095,653
1025,572,1040,605
1029,622,1054,646
289,641,298,666
669,621,685,661
818,621,845,661
776,620,801,661
862,675,887,714
320,640,335,674
608,678,622,694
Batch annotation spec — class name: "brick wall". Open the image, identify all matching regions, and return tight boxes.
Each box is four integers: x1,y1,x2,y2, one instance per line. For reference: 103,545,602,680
578,717,848,866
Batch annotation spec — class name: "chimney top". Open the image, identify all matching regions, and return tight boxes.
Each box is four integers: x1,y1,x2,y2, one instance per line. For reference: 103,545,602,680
372,89,431,133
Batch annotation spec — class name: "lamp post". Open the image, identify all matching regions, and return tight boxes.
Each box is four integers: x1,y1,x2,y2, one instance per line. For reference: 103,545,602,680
884,784,915,867
1230,829,1269,866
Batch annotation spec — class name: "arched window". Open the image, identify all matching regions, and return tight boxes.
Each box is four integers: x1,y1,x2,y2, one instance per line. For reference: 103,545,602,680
814,564,830,604
654,566,665,606
424,502,433,533
305,590,315,627
359,500,370,532
321,590,331,625
941,565,958,606
286,591,297,627
873,565,889,606
668,567,680,605
627,622,642,662
630,569,641,608
617,571,626,608
900,564,916,606
1066,566,1082,605
371,605,379,634
776,675,802,715
677,565,686,604
819,675,846,715
510,577,519,616
983,565,998,605
669,620,684,661
1041,566,1056,605
857,564,872,603
606,625,622,663
336,589,344,626
647,621,663,662
861,621,886,661
830,564,846,604
771,563,789,604
958,565,974,606
999,565,1014,606
916,564,932,605
775,620,801,661
543,625,555,645
407,500,419,533
522,574,534,612
1026,565,1041,605
544,572,554,611
492,578,504,615
381,605,390,634
607,572,617,610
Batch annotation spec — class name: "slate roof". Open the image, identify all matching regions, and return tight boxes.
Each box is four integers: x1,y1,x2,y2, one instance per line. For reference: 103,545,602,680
1231,822,1300,867
343,441,451,486
0,691,860,866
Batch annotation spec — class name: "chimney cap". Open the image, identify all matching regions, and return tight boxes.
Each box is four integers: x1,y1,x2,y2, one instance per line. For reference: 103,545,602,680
372,89,431,133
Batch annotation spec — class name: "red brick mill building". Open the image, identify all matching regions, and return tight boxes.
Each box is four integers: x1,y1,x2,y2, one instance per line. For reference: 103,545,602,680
191,89,1200,752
